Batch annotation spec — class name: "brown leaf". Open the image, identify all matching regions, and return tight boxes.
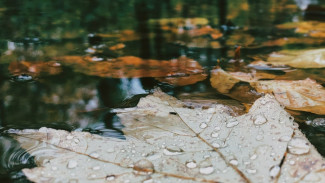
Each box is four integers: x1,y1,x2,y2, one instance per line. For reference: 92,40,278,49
55,56,206,84
251,78,325,115
8,61,62,77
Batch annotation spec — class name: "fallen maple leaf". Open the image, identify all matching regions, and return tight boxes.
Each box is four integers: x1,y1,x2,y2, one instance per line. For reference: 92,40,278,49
210,68,325,115
266,48,325,68
10,91,325,182
251,78,325,115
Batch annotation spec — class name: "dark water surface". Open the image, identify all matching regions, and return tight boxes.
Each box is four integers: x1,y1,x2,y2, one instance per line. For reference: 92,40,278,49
1,0,325,182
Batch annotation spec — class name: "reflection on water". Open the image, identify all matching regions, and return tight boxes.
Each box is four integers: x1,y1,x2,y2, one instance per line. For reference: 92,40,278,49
0,136,35,182
0,0,325,182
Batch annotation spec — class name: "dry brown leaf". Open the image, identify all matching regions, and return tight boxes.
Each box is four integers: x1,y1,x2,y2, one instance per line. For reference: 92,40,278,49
266,48,325,68
251,78,325,115
210,68,325,115
210,68,276,93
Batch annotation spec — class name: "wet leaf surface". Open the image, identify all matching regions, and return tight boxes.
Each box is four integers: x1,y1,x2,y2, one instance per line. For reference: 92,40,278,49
9,91,325,182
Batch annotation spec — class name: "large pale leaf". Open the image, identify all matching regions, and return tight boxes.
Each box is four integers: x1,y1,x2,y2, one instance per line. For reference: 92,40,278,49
210,68,325,114
10,91,325,182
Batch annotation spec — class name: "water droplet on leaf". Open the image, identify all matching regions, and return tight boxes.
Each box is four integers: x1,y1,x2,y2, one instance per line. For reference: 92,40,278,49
269,165,280,179
200,122,208,129
133,159,155,175
199,166,214,175
67,160,78,169
226,118,239,128
288,137,310,155
253,114,267,125
186,160,197,169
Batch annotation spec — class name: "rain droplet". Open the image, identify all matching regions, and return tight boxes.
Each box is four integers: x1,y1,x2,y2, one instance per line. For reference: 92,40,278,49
143,179,154,183
279,135,291,142
199,166,214,175
106,175,115,181
67,160,78,169
200,122,208,129
214,126,221,131
163,146,183,156
186,160,197,169
288,137,310,155
212,142,220,148
90,152,99,158
226,119,239,128
250,154,257,160
256,135,264,141
92,166,100,170
269,165,280,179
211,132,219,138
246,169,257,174
133,159,155,175
66,135,74,140
253,114,267,125
229,159,238,166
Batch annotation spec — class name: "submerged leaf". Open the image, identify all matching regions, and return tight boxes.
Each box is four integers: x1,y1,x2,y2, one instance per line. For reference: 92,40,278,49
277,21,325,38
55,56,207,85
10,91,325,182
